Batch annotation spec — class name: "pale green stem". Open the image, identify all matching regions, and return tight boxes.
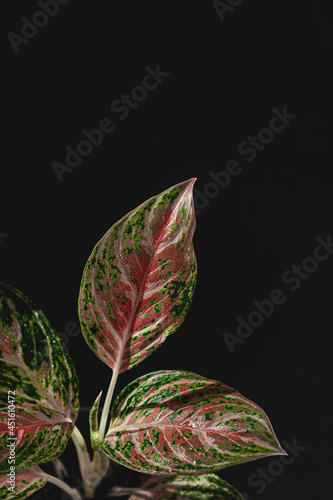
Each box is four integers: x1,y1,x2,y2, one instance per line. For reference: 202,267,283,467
38,472,82,500
98,368,119,442
72,425,110,498
71,425,92,476
52,457,69,479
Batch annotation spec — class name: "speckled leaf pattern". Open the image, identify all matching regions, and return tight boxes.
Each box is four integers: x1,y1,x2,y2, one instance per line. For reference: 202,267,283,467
78,179,197,373
0,404,73,473
128,474,244,499
0,282,79,420
0,466,46,500
101,370,285,475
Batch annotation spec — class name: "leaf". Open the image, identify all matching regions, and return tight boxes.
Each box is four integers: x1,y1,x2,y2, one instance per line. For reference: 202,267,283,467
89,392,102,451
101,370,285,475
78,179,197,373
0,404,73,473
0,282,79,421
128,474,244,499
0,466,46,500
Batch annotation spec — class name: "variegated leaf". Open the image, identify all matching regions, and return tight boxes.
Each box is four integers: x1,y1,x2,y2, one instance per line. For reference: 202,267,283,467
89,391,102,451
127,474,244,499
101,370,285,475
78,179,196,373
0,281,79,420
0,404,73,473
0,466,46,500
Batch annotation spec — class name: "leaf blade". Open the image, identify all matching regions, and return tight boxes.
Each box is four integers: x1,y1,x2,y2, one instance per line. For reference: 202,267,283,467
0,466,46,500
128,474,244,500
78,179,197,373
89,391,102,451
0,282,79,421
0,405,73,473
101,370,285,475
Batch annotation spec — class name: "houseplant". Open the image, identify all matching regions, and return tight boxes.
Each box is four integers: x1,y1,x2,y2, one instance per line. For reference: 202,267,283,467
0,179,286,499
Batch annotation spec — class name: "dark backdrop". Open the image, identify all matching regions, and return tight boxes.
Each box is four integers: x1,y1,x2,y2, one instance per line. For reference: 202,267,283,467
1,1,332,499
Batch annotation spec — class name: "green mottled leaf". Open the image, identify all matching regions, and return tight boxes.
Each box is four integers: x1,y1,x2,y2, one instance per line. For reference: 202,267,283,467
89,391,102,451
0,466,46,499
0,282,79,473
101,370,285,475
78,179,197,373
128,474,244,499
0,282,79,419
0,404,73,473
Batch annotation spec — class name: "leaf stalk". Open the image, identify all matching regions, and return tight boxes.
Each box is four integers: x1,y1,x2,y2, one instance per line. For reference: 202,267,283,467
98,367,119,442
38,471,82,500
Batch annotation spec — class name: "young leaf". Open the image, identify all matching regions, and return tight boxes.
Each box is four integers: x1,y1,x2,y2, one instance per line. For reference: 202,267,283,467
0,404,73,473
0,466,46,500
78,179,197,373
127,474,244,500
0,282,79,420
101,370,285,475
89,391,102,451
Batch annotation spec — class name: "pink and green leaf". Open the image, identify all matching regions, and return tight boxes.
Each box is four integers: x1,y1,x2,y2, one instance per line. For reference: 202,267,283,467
127,474,244,499
0,282,79,421
101,370,285,475
0,405,73,473
0,466,46,500
78,179,197,373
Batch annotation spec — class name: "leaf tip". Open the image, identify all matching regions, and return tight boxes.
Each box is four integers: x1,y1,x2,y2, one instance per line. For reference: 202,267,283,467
177,177,196,193
270,439,288,457
185,177,197,190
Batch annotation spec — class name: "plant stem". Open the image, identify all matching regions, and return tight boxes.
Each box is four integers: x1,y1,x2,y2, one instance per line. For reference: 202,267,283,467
71,425,92,477
38,471,82,500
71,425,111,498
98,367,119,442
52,457,69,479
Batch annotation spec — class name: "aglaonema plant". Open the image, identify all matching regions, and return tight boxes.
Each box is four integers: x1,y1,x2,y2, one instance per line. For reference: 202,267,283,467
0,179,286,500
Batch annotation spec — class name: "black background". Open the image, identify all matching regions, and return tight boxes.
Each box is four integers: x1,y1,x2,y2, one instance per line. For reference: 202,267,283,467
1,1,332,499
